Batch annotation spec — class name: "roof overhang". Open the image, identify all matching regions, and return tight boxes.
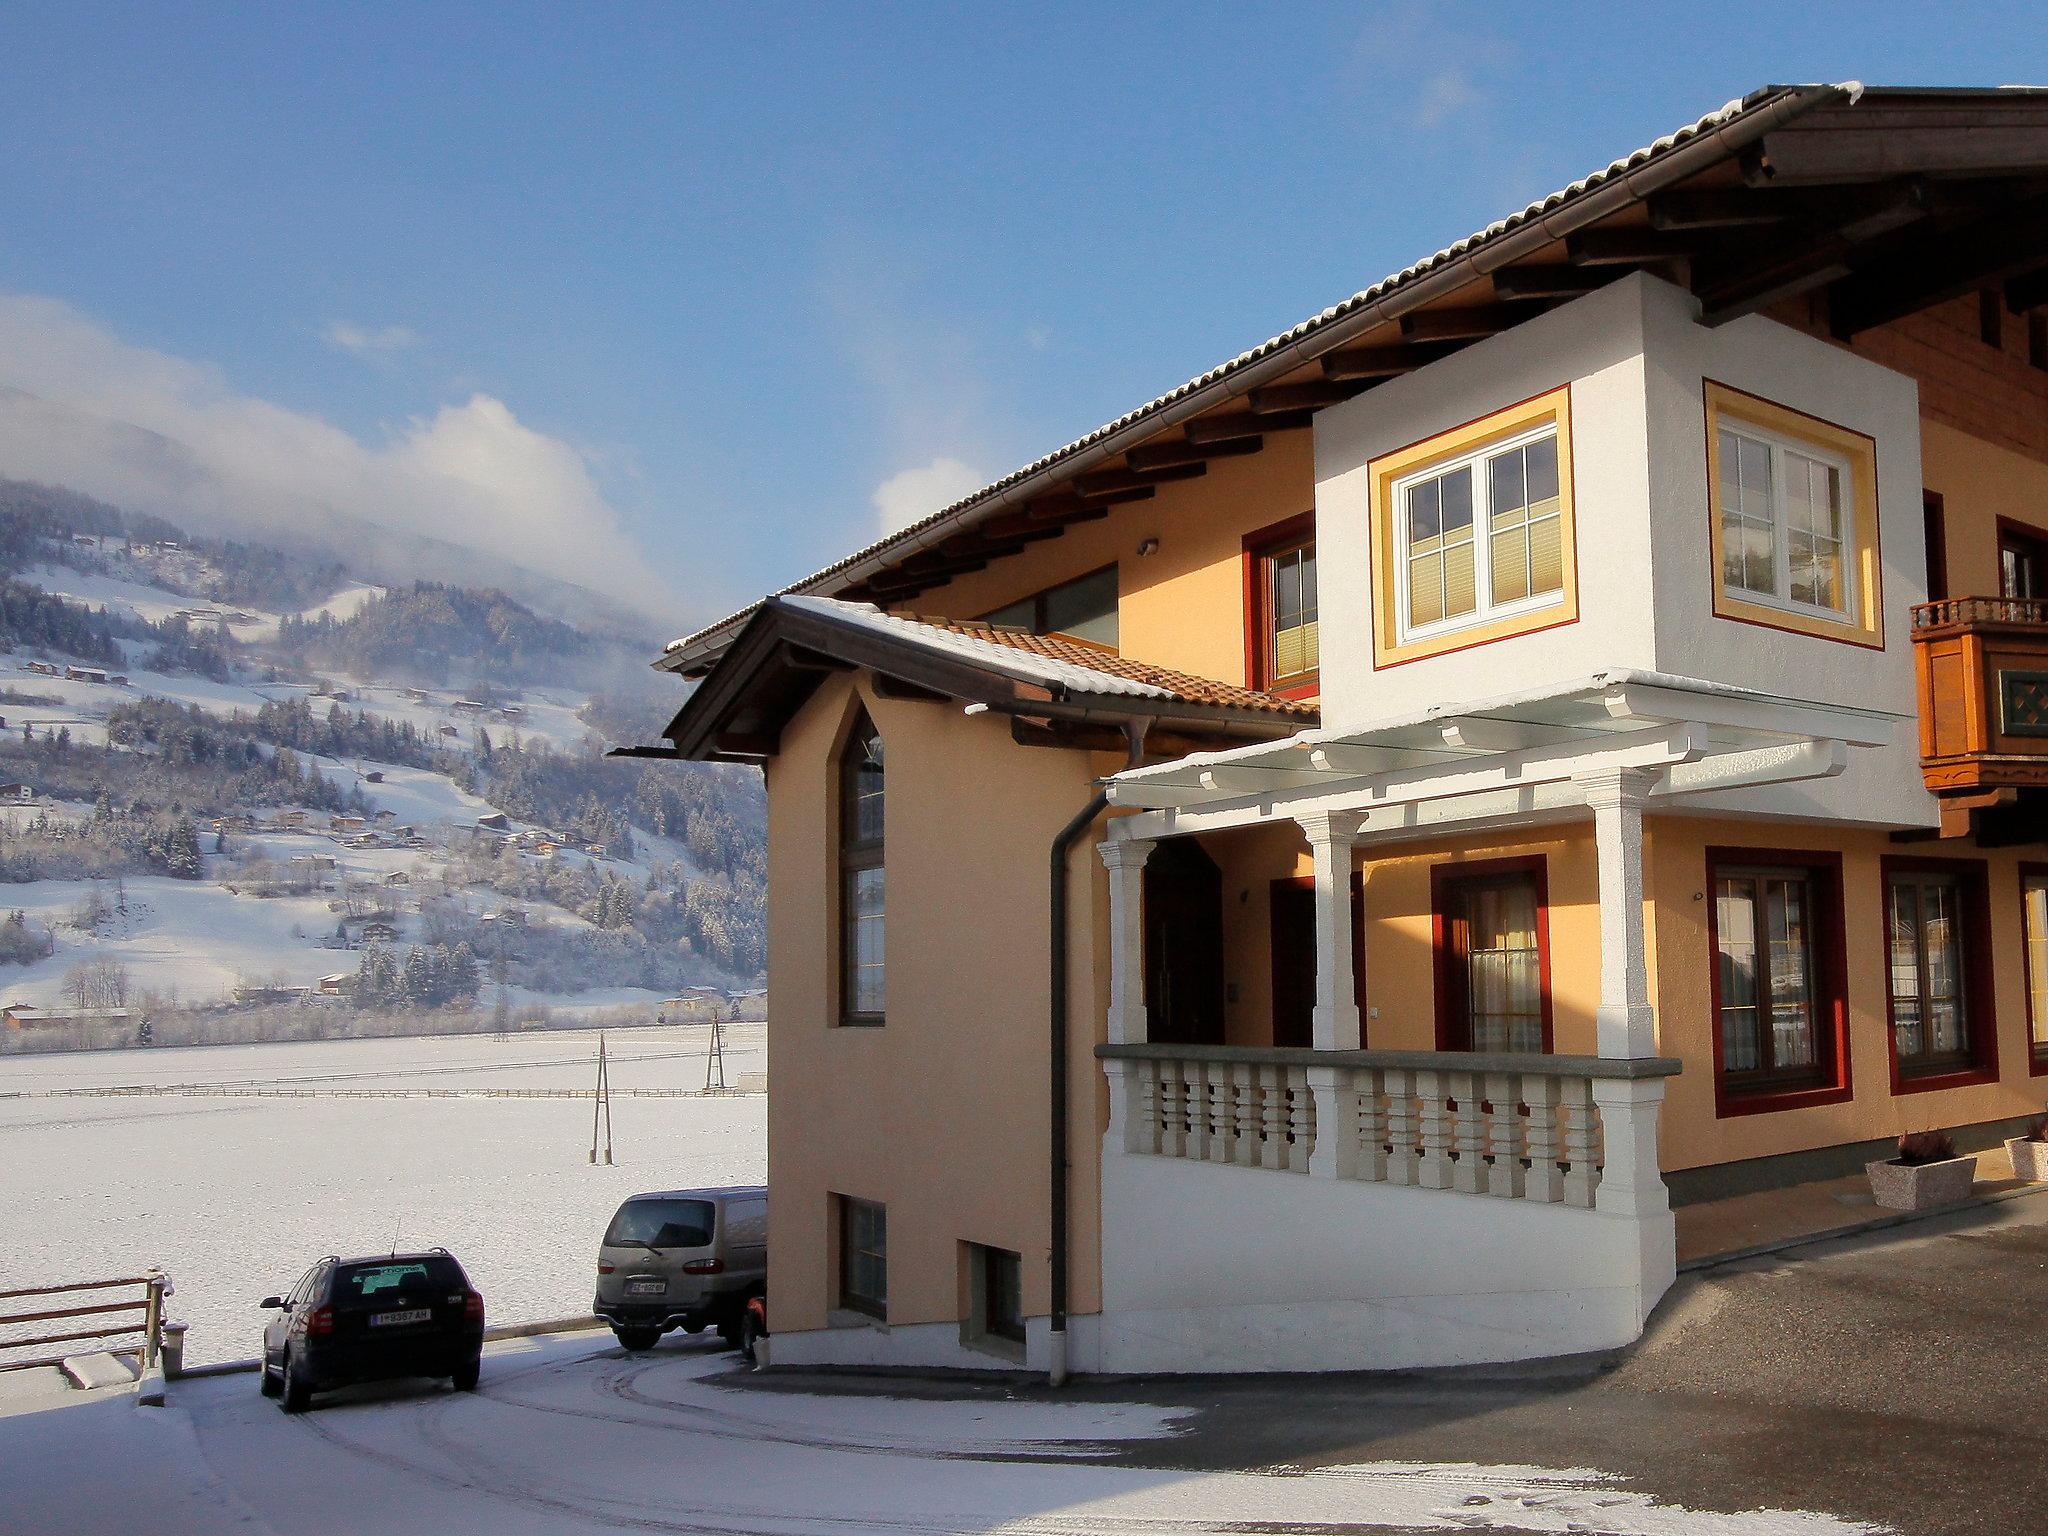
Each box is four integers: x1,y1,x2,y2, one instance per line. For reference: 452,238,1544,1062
663,83,2048,676
639,596,1311,765
1104,671,1899,843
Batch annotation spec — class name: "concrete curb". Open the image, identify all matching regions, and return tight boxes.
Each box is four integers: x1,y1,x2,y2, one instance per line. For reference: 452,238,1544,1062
168,1314,607,1378
1678,1177,2048,1274
136,1360,166,1407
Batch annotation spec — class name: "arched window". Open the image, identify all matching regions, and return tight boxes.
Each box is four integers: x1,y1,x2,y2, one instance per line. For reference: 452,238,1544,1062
839,711,885,1025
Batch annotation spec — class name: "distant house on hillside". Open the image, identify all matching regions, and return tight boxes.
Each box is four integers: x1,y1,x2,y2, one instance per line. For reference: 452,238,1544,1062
356,920,400,945
329,814,366,833
401,687,431,703
452,699,486,714
64,666,108,684
436,724,460,739
381,870,409,886
475,812,511,834
274,810,311,831
108,674,129,687
316,973,351,997
362,771,385,785
233,983,310,1005
4,1005,131,1032
21,661,57,678
0,784,34,805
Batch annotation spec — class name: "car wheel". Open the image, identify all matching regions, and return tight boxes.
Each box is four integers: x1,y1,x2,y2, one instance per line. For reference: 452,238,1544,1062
259,1360,282,1398
452,1357,480,1392
738,1308,763,1366
613,1326,660,1352
280,1351,312,1414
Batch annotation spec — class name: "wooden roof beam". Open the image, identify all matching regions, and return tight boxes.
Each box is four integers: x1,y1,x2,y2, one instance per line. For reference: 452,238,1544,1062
1828,201,2048,338
1073,461,1207,498
1398,303,1548,341
1646,189,1799,230
1184,409,1313,444
1243,379,1366,414
1490,266,1612,301
1696,179,1942,326
1125,435,1266,471
1566,227,1705,265
1318,342,1454,380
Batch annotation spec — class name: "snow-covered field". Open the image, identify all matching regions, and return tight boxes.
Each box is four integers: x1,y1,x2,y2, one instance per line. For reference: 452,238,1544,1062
0,1026,765,1366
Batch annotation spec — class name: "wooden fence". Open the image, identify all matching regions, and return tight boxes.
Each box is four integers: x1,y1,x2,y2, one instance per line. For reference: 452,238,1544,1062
0,1272,168,1373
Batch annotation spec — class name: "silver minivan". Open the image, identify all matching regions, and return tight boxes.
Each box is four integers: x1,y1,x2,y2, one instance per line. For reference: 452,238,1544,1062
592,1186,766,1351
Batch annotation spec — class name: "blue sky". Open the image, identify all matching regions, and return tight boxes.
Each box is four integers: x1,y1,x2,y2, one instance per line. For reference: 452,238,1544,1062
0,3,2041,630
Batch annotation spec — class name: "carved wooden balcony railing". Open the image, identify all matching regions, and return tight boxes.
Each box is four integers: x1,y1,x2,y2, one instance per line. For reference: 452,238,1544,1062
1911,596,2048,797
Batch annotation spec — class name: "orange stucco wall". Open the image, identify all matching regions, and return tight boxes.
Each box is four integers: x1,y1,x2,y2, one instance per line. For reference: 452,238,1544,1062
1924,419,2048,597
764,670,1115,1336
1647,816,2045,1172
904,430,1315,690
1198,814,2045,1174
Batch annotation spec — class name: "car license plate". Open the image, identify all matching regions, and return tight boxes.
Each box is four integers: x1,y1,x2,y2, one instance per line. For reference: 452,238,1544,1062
369,1308,432,1327
625,1279,664,1296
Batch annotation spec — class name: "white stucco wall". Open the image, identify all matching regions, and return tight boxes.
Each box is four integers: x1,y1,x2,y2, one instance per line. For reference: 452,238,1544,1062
1312,273,1933,830
1094,1148,1674,1374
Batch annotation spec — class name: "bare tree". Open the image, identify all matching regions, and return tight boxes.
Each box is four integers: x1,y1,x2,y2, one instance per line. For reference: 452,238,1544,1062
62,958,132,1009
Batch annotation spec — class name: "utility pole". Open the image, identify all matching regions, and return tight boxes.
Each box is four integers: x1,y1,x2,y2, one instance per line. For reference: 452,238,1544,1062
704,1010,727,1092
590,1031,613,1164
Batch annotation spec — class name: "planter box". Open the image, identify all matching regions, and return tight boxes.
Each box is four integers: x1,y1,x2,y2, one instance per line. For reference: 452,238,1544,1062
2006,1137,2048,1183
1867,1154,1978,1212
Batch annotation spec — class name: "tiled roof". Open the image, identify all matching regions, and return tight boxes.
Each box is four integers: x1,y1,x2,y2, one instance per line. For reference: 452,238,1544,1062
666,82,1859,663
869,604,1316,719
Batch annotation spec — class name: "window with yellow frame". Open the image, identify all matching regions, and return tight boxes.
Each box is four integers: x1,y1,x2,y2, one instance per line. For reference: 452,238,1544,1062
1704,382,1883,649
1367,387,1578,667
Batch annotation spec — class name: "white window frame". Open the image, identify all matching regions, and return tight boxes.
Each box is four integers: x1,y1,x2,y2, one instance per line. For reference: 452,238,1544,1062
1391,422,1566,646
1715,420,1859,625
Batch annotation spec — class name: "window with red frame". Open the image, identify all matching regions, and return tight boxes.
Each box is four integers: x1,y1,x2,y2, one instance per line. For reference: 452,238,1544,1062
1885,862,1995,1083
1247,522,1318,694
1710,856,1845,1102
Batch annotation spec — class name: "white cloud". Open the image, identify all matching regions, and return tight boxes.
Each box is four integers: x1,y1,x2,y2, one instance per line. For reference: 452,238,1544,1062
0,293,671,619
1415,68,1484,130
871,457,985,536
321,320,421,359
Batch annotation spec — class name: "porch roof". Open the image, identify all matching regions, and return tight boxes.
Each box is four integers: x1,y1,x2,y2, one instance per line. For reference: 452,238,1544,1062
1104,670,1900,835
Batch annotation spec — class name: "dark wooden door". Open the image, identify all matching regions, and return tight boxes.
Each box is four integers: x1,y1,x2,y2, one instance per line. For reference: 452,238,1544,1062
1143,840,1224,1046
1268,876,1366,1050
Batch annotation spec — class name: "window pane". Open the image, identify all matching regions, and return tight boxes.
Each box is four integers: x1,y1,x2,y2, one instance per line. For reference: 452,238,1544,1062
1491,525,1530,604
1529,512,1564,597
848,866,885,1015
1463,877,1542,1054
1716,878,1761,1073
848,732,884,844
1489,444,1525,516
1408,478,1441,547
1766,878,1815,1071
1440,466,1474,538
1041,567,1119,646
1409,552,1443,627
1525,433,1559,504
1444,539,1477,619
2028,877,2048,1053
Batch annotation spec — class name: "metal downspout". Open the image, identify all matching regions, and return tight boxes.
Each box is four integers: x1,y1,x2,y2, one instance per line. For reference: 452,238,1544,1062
1047,719,1149,1388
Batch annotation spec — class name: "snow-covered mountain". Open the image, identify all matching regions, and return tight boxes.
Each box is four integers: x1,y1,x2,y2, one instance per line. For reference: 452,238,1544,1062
0,482,761,1041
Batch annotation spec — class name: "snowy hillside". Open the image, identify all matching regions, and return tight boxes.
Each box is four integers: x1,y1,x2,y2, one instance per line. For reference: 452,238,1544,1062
0,492,764,1041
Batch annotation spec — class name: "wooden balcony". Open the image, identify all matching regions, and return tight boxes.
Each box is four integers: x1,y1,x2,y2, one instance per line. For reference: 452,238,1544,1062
1912,597,2048,831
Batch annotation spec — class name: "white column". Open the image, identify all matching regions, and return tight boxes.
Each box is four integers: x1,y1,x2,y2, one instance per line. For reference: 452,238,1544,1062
1297,811,1364,1052
1575,766,1658,1059
1099,836,1154,1155
1574,767,1673,1241
1298,812,1362,1179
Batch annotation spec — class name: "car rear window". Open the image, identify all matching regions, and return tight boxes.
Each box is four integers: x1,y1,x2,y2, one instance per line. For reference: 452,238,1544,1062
605,1198,715,1249
333,1257,466,1309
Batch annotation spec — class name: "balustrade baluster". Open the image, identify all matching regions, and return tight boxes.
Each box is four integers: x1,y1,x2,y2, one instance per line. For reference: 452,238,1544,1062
1450,1070,1486,1194
1258,1064,1287,1170
1521,1073,1561,1202
1415,1069,1452,1189
1484,1071,1525,1198
1286,1068,1314,1173
1230,1063,1258,1166
1352,1067,1387,1182
1382,1067,1416,1185
1560,1075,1599,1209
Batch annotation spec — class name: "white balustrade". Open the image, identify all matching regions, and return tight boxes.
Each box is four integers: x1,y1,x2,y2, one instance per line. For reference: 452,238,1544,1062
1105,1044,1677,1209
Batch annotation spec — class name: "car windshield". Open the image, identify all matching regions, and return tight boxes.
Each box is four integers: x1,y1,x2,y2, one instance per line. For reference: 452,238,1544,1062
605,1198,715,1250
332,1257,466,1310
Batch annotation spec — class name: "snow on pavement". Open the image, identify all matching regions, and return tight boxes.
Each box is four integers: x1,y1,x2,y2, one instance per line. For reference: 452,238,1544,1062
0,1340,1887,1535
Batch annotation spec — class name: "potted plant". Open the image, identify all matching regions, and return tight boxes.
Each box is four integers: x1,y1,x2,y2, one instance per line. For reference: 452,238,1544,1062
1867,1129,1977,1212
2004,1117,2048,1183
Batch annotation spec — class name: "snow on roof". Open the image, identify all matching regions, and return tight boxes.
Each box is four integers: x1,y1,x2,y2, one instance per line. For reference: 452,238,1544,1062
782,595,1177,701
